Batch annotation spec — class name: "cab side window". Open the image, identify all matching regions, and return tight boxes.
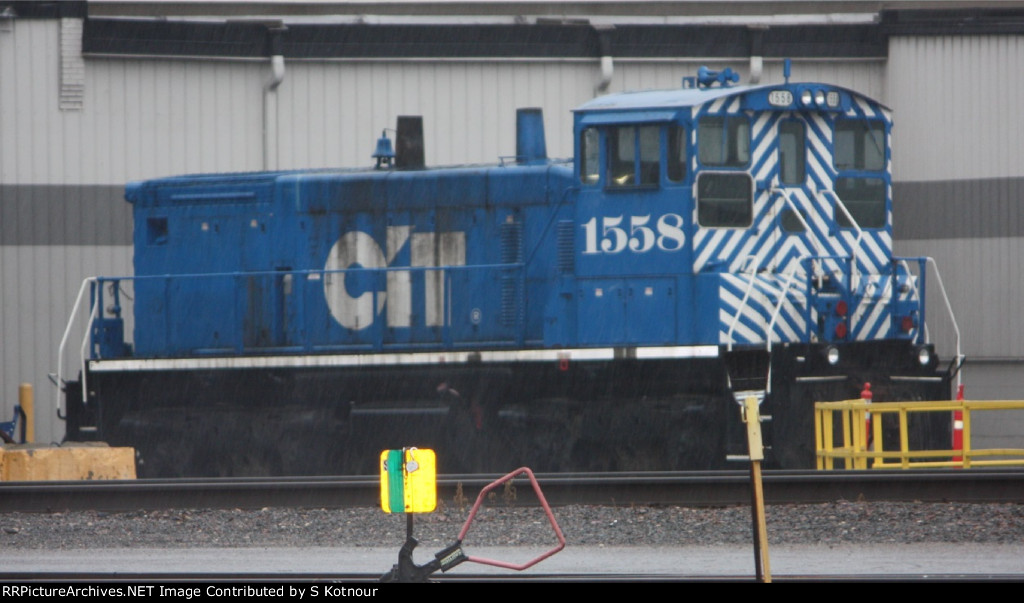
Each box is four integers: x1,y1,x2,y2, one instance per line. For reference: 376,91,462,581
834,120,885,171
607,125,661,188
667,126,687,183
697,173,753,227
833,119,886,228
697,115,751,227
579,127,599,184
698,116,749,167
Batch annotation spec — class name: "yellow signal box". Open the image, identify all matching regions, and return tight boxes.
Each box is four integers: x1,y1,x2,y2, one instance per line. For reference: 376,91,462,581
380,448,437,513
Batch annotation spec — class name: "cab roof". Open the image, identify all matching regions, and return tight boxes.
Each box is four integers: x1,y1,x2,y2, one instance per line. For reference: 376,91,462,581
574,81,889,124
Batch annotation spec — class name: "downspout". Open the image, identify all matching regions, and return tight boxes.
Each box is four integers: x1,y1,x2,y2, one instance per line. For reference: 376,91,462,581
263,24,287,171
748,26,766,85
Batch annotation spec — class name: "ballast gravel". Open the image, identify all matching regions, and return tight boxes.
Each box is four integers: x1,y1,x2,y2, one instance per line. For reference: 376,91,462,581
1,501,1022,550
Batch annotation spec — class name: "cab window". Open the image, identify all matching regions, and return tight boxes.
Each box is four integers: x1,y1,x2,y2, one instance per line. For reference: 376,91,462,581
607,125,660,188
579,127,599,184
834,119,885,171
835,177,886,228
667,125,687,183
779,120,806,185
698,116,750,167
697,173,752,227
834,119,886,228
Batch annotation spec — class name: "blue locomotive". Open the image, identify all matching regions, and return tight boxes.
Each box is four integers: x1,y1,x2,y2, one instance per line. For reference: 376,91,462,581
66,67,953,476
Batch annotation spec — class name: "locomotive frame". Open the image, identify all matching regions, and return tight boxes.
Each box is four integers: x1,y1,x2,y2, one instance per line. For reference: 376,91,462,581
61,67,958,476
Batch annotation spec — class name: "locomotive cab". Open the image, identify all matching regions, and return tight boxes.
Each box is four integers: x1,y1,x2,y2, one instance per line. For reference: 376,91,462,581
560,73,919,353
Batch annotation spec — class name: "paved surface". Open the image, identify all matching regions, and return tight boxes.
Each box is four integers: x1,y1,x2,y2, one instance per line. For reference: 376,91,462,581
3,544,1022,578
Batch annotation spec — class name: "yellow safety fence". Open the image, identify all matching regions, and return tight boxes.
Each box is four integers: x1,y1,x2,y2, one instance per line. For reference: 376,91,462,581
815,398,1024,469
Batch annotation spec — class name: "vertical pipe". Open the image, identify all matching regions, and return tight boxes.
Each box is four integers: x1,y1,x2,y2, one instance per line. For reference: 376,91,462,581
19,383,33,443
594,26,614,96
262,25,287,171
263,54,285,171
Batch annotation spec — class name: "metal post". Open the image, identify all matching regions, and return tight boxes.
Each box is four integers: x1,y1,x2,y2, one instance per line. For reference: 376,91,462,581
18,383,33,443
743,396,772,583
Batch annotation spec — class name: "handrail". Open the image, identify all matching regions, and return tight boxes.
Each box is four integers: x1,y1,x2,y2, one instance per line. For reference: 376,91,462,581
65,263,528,363
772,187,824,288
894,257,963,389
79,289,101,405
816,398,1023,469
818,188,864,287
725,256,760,351
765,268,803,354
771,187,824,260
926,257,964,389
56,277,96,417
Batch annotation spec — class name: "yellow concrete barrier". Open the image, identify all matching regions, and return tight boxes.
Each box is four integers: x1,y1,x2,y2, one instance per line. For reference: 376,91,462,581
0,443,136,481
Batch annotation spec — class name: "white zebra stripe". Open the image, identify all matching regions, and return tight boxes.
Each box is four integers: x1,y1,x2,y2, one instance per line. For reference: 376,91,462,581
752,112,772,140
720,274,807,344
852,97,877,118
850,275,892,340
694,228,728,271
719,308,764,344
708,97,728,113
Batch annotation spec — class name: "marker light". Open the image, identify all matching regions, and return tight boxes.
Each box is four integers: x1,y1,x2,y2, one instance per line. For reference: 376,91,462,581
835,300,848,317
834,321,848,339
901,316,915,333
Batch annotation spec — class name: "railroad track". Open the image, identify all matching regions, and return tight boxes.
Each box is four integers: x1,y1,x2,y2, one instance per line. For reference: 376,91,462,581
2,468,1023,512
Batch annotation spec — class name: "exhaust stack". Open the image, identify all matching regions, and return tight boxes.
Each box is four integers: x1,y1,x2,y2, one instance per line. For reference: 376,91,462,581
395,116,425,169
516,108,547,165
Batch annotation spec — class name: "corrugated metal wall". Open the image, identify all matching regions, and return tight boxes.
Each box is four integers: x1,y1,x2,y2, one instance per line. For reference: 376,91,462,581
889,36,1024,405
889,35,1024,182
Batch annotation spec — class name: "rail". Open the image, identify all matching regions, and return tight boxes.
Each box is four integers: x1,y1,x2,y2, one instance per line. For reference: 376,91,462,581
815,398,1024,470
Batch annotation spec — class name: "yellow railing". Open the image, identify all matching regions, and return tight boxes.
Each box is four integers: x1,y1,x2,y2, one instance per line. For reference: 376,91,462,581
815,398,1024,469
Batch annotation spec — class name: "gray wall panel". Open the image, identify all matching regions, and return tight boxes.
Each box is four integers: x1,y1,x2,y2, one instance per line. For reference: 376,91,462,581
946,361,1024,452
894,178,1024,240
0,185,129,245
895,237,1024,360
